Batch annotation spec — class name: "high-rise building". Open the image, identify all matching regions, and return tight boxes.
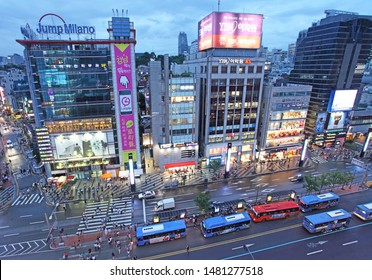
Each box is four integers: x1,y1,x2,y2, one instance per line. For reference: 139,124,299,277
178,32,189,55
184,11,265,165
289,10,372,147
17,13,142,179
149,55,198,172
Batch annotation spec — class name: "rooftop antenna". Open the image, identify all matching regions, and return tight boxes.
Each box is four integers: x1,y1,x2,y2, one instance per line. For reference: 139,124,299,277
116,9,119,16
122,9,124,17
218,0,220,12
112,9,115,16
126,10,128,17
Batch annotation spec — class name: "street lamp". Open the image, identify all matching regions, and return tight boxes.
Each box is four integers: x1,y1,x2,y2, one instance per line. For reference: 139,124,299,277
224,142,232,178
128,153,136,192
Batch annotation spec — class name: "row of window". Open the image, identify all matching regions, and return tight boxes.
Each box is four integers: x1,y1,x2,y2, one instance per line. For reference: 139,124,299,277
211,65,263,74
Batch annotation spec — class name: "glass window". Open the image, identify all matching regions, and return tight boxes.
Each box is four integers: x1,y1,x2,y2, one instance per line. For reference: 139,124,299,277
212,66,218,73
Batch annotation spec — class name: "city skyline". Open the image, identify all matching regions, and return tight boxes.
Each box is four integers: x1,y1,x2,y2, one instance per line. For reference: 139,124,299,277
1,0,372,57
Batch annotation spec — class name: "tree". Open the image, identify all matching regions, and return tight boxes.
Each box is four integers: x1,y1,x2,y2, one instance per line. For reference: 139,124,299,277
303,175,320,194
317,173,330,193
209,160,221,174
194,192,211,214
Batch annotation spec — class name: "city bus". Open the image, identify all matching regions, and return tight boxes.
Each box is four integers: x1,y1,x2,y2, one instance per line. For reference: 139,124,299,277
200,212,251,238
249,201,300,222
136,219,186,246
302,209,352,233
298,192,340,212
353,202,372,221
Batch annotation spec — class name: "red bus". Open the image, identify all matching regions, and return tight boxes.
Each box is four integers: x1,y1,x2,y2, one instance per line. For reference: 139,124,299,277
249,201,300,222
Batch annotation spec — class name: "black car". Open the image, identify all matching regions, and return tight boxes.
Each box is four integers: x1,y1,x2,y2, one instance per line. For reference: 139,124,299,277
289,174,303,182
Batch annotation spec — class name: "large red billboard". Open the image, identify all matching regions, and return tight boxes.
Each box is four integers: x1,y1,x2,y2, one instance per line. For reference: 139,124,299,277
198,12,263,51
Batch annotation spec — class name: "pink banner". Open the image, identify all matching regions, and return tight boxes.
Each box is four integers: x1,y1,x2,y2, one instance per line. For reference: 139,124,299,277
114,44,137,151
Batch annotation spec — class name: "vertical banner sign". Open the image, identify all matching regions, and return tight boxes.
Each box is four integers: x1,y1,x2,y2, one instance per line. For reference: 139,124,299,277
114,44,137,162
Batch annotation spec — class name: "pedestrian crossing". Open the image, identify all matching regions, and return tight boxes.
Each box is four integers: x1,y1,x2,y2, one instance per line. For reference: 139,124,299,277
11,192,44,206
311,156,328,164
76,196,132,234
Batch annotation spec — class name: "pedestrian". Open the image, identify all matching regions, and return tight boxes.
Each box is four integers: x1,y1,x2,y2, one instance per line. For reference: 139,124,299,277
63,252,68,260
112,252,115,259
186,244,190,254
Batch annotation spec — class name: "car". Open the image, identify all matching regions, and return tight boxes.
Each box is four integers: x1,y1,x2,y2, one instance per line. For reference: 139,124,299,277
289,174,303,182
138,190,156,199
365,181,372,188
6,140,13,148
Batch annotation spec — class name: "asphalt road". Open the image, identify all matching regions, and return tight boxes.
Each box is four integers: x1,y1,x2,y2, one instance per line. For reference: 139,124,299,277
134,191,372,260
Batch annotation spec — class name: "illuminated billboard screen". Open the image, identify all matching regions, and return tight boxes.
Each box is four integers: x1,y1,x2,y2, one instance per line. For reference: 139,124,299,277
198,12,263,51
327,112,347,130
328,89,358,112
51,131,116,160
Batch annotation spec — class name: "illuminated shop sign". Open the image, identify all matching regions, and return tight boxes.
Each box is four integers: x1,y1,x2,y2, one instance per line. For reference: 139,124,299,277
218,58,252,64
36,127,54,162
36,23,95,35
160,143,173,149
36,14,95,36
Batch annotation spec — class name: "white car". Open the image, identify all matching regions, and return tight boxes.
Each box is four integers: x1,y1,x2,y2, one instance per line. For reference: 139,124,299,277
138,190,156,200
6,140,13,148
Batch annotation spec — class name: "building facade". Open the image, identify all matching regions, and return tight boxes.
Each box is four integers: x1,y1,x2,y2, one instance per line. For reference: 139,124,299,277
178,32,189,55
149,56,198,172
17,14,142,179
258,83,312,161
184,50,265,165
289,10,372,147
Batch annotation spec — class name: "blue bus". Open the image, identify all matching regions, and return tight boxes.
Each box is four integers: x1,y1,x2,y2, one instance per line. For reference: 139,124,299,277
200,212,251,238
136,219,186,246
299,192,340,212
353,202,372,221
302,209,352,233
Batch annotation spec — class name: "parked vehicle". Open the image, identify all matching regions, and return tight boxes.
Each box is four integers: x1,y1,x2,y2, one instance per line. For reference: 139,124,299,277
155,198,175,211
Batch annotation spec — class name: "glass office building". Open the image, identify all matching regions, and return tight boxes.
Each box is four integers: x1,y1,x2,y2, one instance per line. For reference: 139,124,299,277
289,10,372,144
17,15,139,178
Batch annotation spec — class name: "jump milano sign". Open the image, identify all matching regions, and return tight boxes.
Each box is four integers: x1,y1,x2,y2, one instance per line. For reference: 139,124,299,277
35,13,95,35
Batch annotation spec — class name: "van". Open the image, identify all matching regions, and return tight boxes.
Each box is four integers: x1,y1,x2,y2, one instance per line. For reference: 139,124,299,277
155,198,175,212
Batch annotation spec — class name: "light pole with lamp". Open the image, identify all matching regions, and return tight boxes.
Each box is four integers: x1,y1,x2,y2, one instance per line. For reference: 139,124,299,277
224,142,232,179
45,203,59,245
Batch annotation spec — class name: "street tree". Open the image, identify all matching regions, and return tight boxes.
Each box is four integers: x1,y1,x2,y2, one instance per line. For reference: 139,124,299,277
303,175,320,194
194,192,211,214
317,173,330,193
209,160,221,174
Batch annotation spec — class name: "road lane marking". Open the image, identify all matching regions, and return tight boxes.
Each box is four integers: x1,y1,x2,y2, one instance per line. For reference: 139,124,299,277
20,215,32,218
0,226,10,229
232,246,243,250
272,179,280,181
4,233,19,237
29,221,44,225
222,192,233,196
342,240,358,246
307,250,323,256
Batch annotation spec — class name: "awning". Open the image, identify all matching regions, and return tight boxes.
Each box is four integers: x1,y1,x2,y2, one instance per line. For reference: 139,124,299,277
164,161,196,169
101,173,112,179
